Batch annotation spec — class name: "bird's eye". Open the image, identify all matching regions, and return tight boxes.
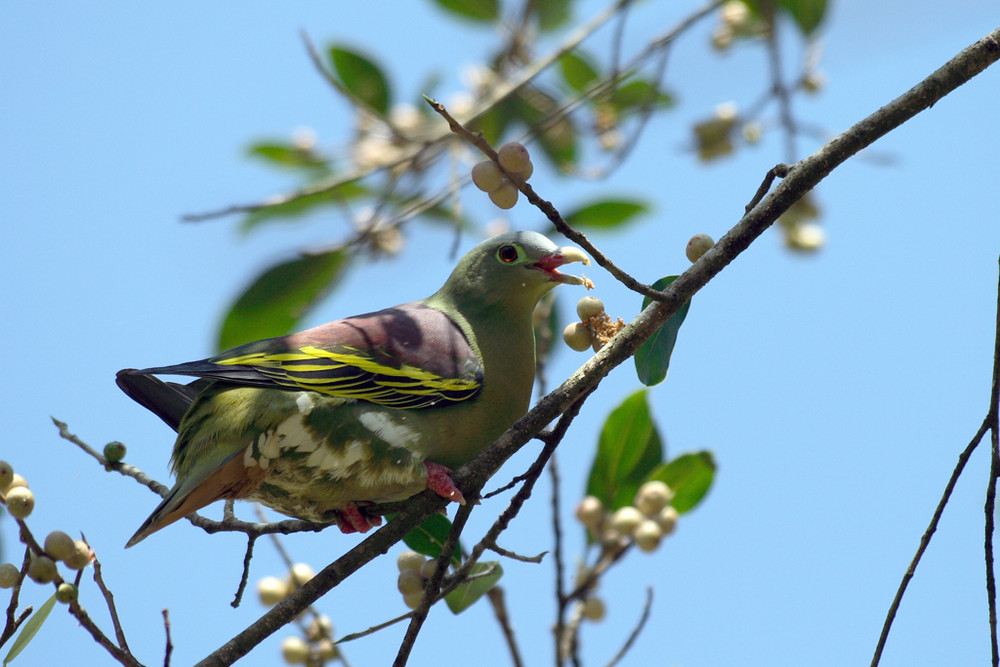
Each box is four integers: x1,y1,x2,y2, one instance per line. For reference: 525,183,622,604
497,244,519,263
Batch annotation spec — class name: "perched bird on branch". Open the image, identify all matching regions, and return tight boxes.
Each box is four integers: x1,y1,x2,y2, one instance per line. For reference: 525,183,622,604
117,231,589,547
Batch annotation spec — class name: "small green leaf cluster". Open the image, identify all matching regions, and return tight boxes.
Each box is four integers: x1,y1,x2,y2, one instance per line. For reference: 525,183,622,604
472,142,535,210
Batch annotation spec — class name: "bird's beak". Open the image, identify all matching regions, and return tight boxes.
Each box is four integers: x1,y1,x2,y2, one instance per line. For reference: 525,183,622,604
534,246,591,286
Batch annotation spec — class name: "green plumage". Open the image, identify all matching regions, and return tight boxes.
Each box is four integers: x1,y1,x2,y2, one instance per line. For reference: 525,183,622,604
117,231,588,546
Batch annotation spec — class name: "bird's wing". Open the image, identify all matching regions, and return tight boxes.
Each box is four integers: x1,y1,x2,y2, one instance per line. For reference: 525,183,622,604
128,303,483,409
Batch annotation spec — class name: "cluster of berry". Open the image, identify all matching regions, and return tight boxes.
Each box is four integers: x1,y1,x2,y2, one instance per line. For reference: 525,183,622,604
471,142,534,210
257,564,339,665
575,480,679,554
0,460,92,603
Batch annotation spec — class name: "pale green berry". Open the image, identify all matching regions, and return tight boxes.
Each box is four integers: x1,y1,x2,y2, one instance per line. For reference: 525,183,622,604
576,296,605,321
397,569,424,596
582,596,606,621
600,528,626,550
419,559,440,580
306,615,333,641
44,531,76,561
802,71,825,94
287,563,315,589
281,636,309,665
488,180,518,209
471,160,504,192
654,506,679,535
610,506,644,537
786,222,826,251
497,142,531,173
711,26,733,51
574,495,605,530
721,0,750,28
685,233,715,263
635,481,674,516
396,550,426,573
0,563,20,588
516,159,534,180
0,461,13,492
27,555,57,584
563,322,593,352
634,520,663,552
63,540,92,570
5,473,28,493
317,639,338,660
56,583,78,604
257,576,289,606
103,441,126,463
5,486,34,520
403,591,425,610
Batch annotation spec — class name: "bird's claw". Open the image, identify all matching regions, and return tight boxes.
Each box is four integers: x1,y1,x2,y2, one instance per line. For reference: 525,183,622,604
337,503,383,534
424,462,466,505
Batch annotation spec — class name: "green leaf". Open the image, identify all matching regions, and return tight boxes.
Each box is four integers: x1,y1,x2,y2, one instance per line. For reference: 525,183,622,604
328,46,391,115
777,0,827,35
431,0,500,22
217,248,349,351
610,80,674,112
646,451,716,513
535,0,573,31
445,561,503,613
513,87,577,170
586,390,664,510
400,513,462,567
240,183,371,233
246,142,328,171
564,199,648,229
466,99,515,145
635,275,691,386
4,592,57,665
559,51,599,92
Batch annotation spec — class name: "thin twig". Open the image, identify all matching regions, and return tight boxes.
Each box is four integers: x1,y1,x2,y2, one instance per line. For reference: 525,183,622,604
393,501,474,666
487,586,525,667
163,609,173,667
550,451,567,667
764,12,797,162
986,255,1000,666
870,422,989,666
231,536,257,609
193,29,1000,664
603,587,654,667
0,548,32,649
484,540,547,564
335,611,414,644
92,549,131,652
426,96,671,304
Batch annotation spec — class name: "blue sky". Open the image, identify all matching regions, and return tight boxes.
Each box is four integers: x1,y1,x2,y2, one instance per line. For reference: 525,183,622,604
3,2,999,665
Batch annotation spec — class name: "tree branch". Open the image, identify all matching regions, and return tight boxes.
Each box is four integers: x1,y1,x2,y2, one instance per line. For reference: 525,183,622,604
121,24,1000,666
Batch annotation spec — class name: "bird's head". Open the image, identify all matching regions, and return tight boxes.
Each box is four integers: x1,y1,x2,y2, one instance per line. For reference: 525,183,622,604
431,231,590,317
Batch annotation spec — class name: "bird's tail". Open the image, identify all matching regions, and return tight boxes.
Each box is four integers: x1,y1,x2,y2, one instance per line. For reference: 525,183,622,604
125,449,262,548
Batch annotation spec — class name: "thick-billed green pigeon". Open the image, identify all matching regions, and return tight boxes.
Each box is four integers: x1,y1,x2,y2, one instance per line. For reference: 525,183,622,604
117,231,589,547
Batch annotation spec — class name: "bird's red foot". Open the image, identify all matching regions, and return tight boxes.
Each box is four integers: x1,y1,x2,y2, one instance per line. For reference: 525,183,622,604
337,503,383,534
425,462,466,505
